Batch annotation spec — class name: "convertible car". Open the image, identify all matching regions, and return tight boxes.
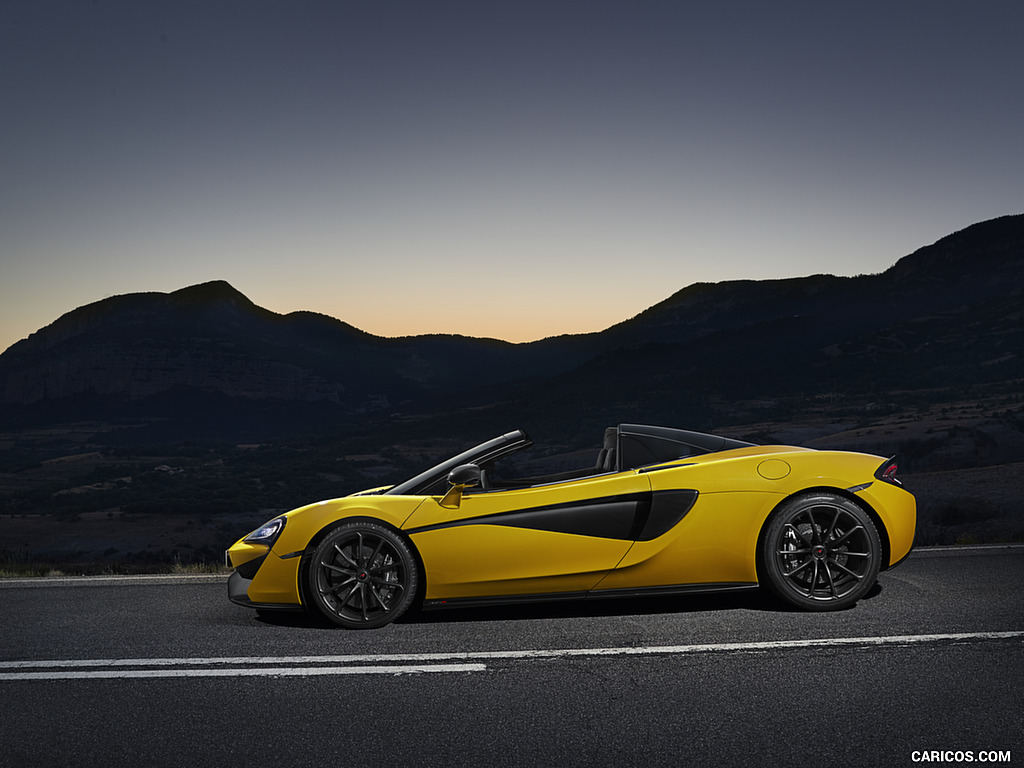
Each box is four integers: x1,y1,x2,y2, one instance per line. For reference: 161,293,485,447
226,424,916,628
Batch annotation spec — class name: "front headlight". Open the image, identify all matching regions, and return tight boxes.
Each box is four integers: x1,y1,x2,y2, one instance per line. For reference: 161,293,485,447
243,516,287,546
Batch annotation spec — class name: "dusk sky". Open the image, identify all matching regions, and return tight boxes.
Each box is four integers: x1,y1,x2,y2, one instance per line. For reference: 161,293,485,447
2,1,1022,354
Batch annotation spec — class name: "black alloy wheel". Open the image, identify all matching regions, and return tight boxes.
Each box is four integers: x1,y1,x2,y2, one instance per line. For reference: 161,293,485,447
308,522,418,629
761,493,881,611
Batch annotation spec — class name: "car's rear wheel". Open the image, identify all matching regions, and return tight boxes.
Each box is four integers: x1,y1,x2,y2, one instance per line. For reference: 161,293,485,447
760,493,881,611
308,522,418,629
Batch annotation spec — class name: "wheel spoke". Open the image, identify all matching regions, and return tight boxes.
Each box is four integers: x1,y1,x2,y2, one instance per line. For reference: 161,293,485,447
777,547,811,556
334,542,358,569
830,525,864,547
368,585,390,612
365,585,381,610
804,509,824,546
320,561,354,577
783,557,813,578
334,581,360,608
825,508,843,541
368,538,385,568
829,559,864,580
808,560,820,594
355,532,367,568
369,574,403,589
823,561,838,598
325,575,356,596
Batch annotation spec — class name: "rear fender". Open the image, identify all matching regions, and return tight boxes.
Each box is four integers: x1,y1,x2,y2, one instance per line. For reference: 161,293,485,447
755,487,890,575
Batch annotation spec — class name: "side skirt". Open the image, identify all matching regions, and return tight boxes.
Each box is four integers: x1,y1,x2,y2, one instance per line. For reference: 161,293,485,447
420,582,759,611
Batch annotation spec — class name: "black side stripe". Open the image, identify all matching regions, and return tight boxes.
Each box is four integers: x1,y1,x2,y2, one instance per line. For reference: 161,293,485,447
407,490,698,542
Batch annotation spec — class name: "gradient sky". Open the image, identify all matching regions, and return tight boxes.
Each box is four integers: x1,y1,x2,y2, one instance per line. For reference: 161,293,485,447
2,1,1022,354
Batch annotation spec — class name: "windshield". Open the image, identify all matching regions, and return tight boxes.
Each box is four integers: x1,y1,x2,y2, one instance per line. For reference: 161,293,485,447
384,430,532,496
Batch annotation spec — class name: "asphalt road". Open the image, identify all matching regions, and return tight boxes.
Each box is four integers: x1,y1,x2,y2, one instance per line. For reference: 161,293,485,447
1,546,1021,768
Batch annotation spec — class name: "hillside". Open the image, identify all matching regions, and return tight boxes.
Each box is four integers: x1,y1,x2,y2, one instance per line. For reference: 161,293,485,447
0,214,1022,567
2,215,1022,435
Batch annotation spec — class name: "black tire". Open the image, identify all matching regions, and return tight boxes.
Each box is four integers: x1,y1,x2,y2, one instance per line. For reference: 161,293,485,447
760,493,881,611
307,521,418,629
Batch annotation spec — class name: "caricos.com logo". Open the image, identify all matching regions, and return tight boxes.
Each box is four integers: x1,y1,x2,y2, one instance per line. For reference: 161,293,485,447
911,752,1012,763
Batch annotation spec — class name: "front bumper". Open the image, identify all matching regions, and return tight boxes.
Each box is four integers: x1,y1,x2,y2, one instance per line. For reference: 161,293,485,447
227,569,304,612
225,533,306,610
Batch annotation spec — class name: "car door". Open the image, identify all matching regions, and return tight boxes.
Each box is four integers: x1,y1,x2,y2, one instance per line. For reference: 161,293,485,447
403,471,651,602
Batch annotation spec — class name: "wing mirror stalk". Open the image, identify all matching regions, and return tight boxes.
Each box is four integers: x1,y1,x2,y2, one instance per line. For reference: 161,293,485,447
439,464,481,508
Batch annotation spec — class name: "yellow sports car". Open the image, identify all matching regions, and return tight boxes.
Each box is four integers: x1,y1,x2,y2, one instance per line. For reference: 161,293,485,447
226,424,916,628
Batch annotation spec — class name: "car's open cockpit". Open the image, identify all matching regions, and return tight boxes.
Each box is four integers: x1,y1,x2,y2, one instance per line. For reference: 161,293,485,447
384,424,755,496
479,423,755,490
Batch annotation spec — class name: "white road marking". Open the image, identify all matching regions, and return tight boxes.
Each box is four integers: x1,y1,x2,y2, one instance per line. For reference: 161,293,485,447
0,664,485,681
0,574,227,589
1,631,1019,681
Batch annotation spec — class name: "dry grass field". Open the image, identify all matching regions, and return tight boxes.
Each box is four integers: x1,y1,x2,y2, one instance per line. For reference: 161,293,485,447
1,389,1022,574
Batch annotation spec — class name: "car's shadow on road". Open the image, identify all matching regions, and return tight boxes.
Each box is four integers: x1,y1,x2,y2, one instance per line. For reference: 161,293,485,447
254,582,883,629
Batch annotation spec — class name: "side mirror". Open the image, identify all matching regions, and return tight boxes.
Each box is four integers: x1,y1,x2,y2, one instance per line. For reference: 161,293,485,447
439,464,481,508
448,464,481,487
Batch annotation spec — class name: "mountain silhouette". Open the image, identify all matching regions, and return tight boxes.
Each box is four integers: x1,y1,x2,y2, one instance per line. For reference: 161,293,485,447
1,214,1021,440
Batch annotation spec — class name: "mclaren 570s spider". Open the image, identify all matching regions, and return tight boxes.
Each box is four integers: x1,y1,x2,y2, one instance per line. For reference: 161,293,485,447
226,424,915,628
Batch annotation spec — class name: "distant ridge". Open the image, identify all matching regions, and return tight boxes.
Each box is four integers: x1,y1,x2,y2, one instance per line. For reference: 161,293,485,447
5,280,263,357
1,214,1021,438
607,213,1024,348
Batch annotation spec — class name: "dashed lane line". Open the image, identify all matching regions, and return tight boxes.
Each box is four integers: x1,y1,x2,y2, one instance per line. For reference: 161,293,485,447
1,631,1020,681
0,664,485,681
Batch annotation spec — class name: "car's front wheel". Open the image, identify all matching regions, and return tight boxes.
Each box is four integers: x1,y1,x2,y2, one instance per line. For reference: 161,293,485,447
307,522,418,629
760,493,881,611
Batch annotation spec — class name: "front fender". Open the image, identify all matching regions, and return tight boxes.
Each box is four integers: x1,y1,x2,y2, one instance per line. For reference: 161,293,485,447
230,495,427,607
270,496,427,558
